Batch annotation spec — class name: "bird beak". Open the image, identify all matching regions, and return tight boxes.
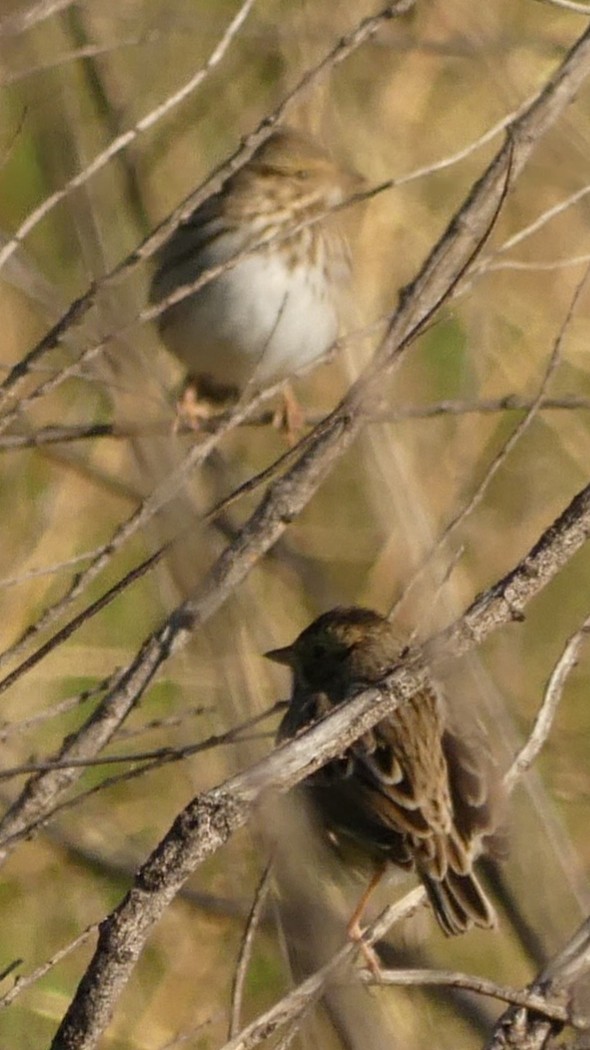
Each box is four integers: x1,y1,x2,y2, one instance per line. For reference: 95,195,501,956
264,645,294,666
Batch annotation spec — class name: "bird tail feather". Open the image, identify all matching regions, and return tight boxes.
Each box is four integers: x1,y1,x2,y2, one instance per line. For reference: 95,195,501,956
423,869,496,936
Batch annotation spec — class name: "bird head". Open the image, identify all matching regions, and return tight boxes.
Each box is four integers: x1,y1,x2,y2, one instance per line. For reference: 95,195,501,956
266,606,401,697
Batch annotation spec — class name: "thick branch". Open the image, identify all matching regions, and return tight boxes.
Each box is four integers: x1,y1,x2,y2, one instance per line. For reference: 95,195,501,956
51,475,590,1050
5,8,590,888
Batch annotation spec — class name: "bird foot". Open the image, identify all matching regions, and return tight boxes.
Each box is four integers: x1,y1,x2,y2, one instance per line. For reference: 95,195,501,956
346,918,383,977
173,374,239,433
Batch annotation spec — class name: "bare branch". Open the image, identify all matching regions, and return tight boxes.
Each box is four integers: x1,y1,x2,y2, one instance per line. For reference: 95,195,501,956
0,34,156,88
0,0,76,36
157,1013,223,1050
0,0,257,273
0,377,281,678
377,394,590,419
506,613,590,793
0,703,282,782
229,862,273,1038
216,889,425,1050
478,182,590,263
361,967,570,1022
2,391,590,456
485,915,590,1049
0,422,139,452
0,679,105,742
0,925,97,1010
390,260,590,620
532,0,590,13
0,1,412,415
49,476,590,1049
478,252,590,273
3,10,590,894
0,546,107,588
438,482,590,658
0,544,167,699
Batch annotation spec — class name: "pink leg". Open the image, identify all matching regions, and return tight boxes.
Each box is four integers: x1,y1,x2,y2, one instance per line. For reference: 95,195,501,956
272,383,305,445
346,862,387,974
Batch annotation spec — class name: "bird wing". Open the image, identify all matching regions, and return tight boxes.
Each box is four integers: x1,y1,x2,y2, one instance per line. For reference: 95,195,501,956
351,686,452,827
346,685,462,880
149,194,228,303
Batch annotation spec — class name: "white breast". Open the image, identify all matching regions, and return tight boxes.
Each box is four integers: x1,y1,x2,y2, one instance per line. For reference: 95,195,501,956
158,226,348,389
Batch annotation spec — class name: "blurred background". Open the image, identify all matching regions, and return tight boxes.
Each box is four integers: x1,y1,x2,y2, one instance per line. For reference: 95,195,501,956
1,1,590,1047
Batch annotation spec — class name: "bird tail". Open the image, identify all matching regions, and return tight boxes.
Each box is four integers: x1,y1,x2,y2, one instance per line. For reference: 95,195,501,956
423,867,497,936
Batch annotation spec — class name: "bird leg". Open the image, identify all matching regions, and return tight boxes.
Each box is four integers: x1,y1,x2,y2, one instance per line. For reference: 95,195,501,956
272,382,306,445
174,373,239,432
346,861,387,975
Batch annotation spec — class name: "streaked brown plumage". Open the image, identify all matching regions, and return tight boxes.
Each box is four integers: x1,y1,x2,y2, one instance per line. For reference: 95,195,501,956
268,607,500,940
150,128,360,421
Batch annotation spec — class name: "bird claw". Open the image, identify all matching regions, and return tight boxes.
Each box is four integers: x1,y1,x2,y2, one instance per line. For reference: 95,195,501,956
173,374,238,433
347,918,383,977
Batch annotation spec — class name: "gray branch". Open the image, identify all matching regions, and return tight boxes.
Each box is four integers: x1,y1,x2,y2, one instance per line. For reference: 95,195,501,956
5,2,590,879
50,475,590,1048
485,915,590,1050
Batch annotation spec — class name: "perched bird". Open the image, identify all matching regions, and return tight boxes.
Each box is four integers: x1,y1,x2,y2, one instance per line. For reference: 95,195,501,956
149,127,361,431
267,607,500,952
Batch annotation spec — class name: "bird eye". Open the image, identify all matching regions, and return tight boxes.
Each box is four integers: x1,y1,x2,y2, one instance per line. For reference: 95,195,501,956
295,169,311,180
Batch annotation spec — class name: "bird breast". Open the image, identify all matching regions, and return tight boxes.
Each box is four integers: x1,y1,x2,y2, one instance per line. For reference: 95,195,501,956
156,221,349,388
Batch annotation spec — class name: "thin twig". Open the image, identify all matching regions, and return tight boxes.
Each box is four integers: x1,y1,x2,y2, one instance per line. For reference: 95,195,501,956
0,924,97,1010
157,1013,224,1050
216,889,425,1050
505,613,590,793
0,377,282,678
0,1,411,417
0,0,76,35
383,95,533,193
3,7,588,903
360,967,570,1022
229,862,273,1038
0,959,22,983
479,252,590,273
0,545,109,588
389,260,590,621
478,181,590,263
0,0,257,274
532,0,590,12
49,471,590,1049
1,732,275,842
485,915,590,1049
2,391,590,456
0,34,158,87
0,543,168,699
115,705,211,742
0,703,283,782
0,678,109,742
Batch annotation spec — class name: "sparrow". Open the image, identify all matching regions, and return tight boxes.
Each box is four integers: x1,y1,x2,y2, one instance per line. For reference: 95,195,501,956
267,606,500,951
149,127,361,433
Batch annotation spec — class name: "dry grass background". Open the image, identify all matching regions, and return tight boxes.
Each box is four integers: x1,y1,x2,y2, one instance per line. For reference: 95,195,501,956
1,1,590,1047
